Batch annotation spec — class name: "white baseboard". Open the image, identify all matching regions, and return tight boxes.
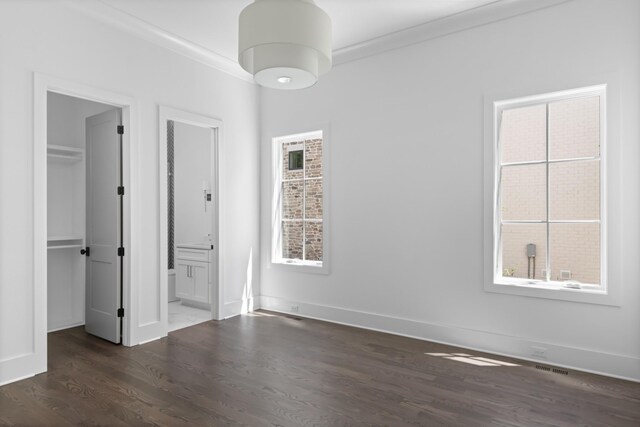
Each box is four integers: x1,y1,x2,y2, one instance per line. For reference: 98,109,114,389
0,372,35,387
138,336,162,345
134,320,165,346
47,322,84,333
180,299,211,311
223,300,242,319
223,297,259,319
0,351,45,388
259,295,639,382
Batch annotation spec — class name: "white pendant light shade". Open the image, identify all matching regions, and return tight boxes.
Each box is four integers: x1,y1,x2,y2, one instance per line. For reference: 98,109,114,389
239,0,332,90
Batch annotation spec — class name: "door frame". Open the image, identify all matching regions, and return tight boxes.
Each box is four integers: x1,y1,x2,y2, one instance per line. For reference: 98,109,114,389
158,106,223,331
34,73,137,374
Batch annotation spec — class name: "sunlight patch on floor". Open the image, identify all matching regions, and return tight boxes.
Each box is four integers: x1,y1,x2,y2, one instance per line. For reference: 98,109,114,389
425,352,520,367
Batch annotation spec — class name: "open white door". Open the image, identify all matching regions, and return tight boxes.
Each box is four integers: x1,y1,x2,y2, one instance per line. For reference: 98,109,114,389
85,109,123,343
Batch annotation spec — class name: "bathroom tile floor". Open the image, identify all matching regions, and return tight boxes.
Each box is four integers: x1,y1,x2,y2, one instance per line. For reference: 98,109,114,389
168,301,211,332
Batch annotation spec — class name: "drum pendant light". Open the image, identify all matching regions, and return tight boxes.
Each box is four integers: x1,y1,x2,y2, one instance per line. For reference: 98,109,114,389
238,0,332,90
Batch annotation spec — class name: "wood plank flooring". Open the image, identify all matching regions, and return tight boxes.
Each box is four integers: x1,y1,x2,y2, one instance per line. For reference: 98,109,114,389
1,311,639,426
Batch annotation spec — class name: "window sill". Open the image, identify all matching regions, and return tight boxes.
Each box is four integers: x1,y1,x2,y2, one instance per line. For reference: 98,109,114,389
485,280,619,306
271,260,329,275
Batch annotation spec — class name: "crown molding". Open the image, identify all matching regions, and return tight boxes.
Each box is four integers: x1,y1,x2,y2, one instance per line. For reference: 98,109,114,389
63,0,573,81
332,0,574,65
63,0,254,83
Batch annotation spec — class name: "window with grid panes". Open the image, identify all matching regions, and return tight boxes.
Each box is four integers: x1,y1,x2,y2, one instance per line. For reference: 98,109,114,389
273,131,324,267
495,86,604,290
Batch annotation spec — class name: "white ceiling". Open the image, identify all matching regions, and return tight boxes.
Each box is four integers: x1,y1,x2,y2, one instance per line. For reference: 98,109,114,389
100,0,503,61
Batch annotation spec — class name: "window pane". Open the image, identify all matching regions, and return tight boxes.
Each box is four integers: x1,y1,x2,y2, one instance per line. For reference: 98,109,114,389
501,164,547,221
283,142,304,180
500,104,546,164
550,223,600,285
288,150,303,170
304,222,323,262
549,160,600,221
282,181,303,219
282,221,303,260
305,179,323,219
549,96,600,160
501,224,547,280
305,138,323,178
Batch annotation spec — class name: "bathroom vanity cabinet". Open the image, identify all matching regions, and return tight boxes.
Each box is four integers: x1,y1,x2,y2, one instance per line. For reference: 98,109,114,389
175,244,213,305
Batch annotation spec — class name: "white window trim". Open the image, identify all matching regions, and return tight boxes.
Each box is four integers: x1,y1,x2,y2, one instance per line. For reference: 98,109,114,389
483,83,622,306
271,126,330,274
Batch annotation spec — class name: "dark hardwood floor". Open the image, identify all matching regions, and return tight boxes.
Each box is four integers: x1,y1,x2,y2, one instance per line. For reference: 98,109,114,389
1,311,638,426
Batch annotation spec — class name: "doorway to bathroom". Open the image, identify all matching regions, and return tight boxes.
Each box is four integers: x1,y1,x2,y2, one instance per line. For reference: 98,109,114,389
159,107,222,334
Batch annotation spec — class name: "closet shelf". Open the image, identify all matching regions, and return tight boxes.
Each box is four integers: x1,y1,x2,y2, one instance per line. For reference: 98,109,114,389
47,144,84,162
48,236,83,250
48,244,83,250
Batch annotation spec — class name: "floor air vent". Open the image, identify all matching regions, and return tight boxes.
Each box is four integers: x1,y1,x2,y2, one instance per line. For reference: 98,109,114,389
536,365,569,375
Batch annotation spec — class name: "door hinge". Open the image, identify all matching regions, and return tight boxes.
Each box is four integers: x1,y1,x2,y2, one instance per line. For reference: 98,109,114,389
117,308,124,318
117,125,124,135
117,186,125,196
80,247,90,256
118,247,125,257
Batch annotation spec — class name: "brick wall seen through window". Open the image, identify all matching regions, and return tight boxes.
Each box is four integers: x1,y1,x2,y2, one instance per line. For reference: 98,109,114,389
278,135,323,265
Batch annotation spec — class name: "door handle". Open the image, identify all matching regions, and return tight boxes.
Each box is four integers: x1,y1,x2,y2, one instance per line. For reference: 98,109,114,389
80,247,90,256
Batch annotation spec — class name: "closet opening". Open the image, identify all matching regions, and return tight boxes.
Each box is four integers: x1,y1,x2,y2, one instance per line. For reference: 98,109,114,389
46,92,126,344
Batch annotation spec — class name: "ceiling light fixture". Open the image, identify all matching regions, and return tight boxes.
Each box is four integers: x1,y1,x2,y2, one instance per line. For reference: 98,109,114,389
238,0,332,90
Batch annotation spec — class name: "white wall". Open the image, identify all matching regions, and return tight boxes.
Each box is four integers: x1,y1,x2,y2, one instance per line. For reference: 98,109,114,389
260,0,640,380
174,121,213,249
0,1,260,385
48,93,115,148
